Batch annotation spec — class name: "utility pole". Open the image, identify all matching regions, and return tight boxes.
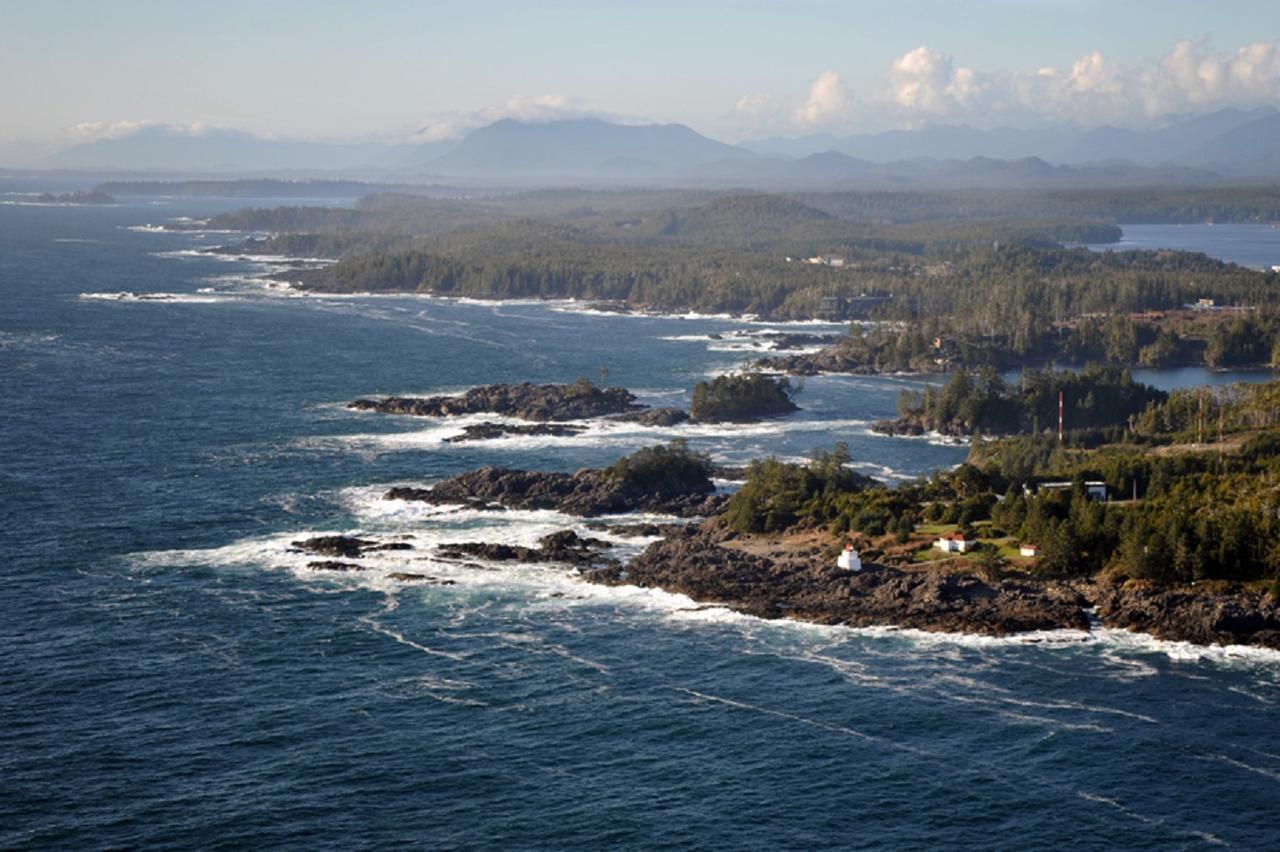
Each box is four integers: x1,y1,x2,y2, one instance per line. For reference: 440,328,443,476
1198,393,1205,445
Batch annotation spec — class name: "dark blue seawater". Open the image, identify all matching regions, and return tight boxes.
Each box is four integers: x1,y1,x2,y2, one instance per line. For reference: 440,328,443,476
1087,223,1280,270
4,199,1280,849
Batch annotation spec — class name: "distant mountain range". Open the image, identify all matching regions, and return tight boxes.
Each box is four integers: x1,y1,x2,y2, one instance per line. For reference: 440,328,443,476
429,118,751,177
40,125,457,173
741,107,1280,177
28,108,1280,186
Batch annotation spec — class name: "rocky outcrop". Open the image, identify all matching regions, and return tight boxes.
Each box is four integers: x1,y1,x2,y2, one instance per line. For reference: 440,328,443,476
584,521,688,538
761,332,843,351
585,526,1090,635
1088,580,1280,649
755,345,876,377
290,535,413,558
306,560,367,572
443,422,588,443
388,572,456,585
384,466,724,518
612,407,690,427
438,530,617,568
350,382,642,422
871,414,973,438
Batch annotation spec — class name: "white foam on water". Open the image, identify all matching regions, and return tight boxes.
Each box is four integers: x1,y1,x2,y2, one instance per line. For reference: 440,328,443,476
317,413,875,456
78,291,232,304
135,510,1280,671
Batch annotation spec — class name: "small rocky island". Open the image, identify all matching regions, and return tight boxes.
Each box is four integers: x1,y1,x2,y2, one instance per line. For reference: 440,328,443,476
349,375,800,441
385,442,724,517
689,373,799,422
31,190,116,205
350,380,642,421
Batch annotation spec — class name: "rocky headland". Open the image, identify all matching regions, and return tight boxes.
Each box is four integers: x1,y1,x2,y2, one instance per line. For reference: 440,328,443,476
578,522,1280,648
384,464,724,518
350,381,642,422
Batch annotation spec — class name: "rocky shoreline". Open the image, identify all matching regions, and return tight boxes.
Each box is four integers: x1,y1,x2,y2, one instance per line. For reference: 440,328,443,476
333,448,1280,649
291,516,1280,648
579,522,1280,648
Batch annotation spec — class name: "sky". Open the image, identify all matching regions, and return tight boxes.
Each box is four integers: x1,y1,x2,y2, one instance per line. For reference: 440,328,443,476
2,0,1279,159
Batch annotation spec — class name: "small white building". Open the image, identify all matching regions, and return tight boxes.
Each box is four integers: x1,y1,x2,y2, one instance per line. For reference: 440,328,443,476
1019,544,1039,558
934,533,973,554
837,543,862,572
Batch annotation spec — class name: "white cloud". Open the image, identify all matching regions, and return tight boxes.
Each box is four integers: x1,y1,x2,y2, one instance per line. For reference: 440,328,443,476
71,120,231,140
748,38,1280,136
793,70,851,128
415,94,619,142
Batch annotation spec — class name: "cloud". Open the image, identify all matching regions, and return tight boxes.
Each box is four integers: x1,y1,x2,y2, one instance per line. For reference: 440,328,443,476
415,94,620,142
888,47,982,115
71,120,229,140
793,70,851,128
747,38,1280,136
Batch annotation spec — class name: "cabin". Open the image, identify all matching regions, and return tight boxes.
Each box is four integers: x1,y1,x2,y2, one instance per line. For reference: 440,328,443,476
1019,544,1039,558
1027,481,1108,501
934,532,973,553
836,543,862,572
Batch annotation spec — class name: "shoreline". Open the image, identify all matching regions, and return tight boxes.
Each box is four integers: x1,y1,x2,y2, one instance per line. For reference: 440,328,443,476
580,522,1280,651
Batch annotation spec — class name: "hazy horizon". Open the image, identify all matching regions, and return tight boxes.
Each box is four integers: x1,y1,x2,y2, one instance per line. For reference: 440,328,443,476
3,0,1280,166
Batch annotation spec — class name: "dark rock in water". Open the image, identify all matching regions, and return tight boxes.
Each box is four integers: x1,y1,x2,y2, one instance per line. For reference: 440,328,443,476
437,542,541,562
871,412,975,438
538,530,615,566
306,561,366,572
349,382,642,422
762,332,842,351
388,572,456,585
585,527,1090,635
585,521,688,538
437,529,617,568
292,535,378,558
612,407,689,427
291,535,413,558
1088,580,1280,649
385,465,724,518
756,344,883,377
443,422,588,443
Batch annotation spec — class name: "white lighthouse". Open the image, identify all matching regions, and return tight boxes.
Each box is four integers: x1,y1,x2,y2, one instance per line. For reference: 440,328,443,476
836,543,862,572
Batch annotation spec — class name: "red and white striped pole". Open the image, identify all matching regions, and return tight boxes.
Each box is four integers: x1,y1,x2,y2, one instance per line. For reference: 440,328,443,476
1058,390,1064,442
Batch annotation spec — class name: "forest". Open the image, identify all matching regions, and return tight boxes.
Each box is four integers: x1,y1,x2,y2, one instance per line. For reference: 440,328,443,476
720,379,1280,585
202,184,1280,369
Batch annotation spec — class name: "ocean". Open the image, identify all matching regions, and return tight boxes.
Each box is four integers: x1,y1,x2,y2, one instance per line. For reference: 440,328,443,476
3,200,1280,849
